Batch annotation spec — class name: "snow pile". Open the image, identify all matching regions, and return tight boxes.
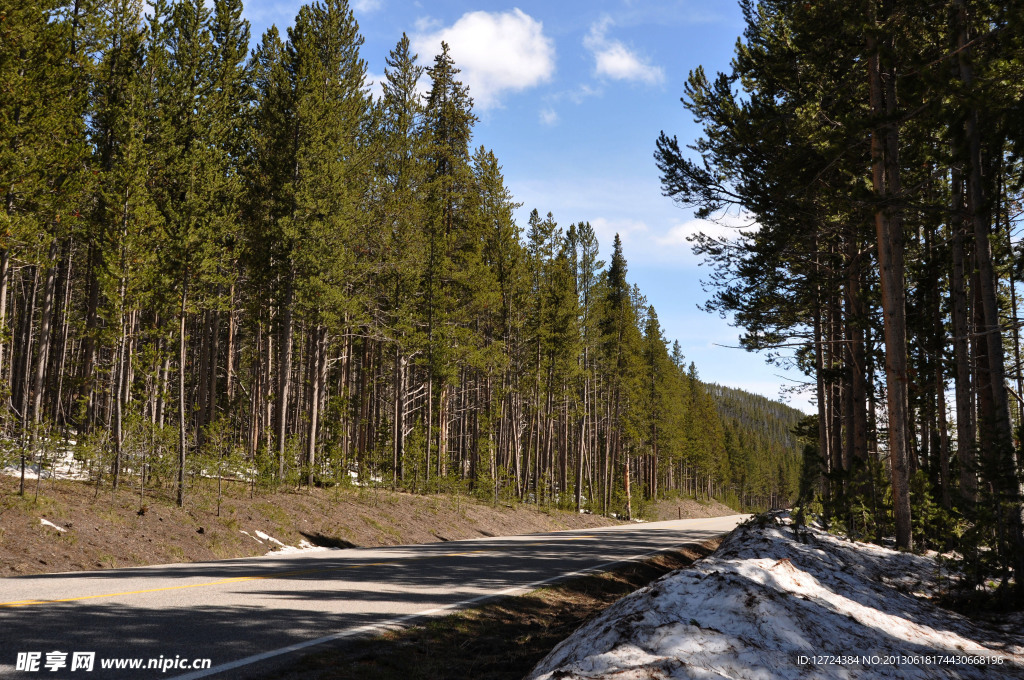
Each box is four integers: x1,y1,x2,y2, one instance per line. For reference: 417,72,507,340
528,515,1024,680
240,529,328,555
271,539,322,554
254,530,286,547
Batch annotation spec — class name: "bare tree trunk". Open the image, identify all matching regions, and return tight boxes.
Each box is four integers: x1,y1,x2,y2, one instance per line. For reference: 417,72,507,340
426,371,433,486
31,240,60,437
950,169,978,503
846,231,869,464
956,0,1024,597
17,265,39,495
112,289,127,491
177,279,188,507
306,325,325,487
277,272,294,481
79,245,101,431
226,282,236,404
812,298,830,481
197,310,209,439
207,292,221,429
0,249,9,405
1005,232,1024,433
868,13,912,549
956,1,1013,461
438,382,450,478
393,347,406,485
50,242,73,425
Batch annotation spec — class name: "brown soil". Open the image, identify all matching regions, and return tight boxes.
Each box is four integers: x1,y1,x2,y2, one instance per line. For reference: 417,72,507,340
0,474,629,577
644,496,738,521
267,537,724,680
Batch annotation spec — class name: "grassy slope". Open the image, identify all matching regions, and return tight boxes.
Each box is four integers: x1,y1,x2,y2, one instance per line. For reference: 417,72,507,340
0,475,623,576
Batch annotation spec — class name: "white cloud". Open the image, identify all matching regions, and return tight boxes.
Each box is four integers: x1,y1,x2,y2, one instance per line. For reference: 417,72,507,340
413,15,442,33
584,17,664,85
411,9,555,110
539,108,559,126
590,217,650,247
547,83,603,105
567,83,603,103
352,0,382,14
656,215,759,249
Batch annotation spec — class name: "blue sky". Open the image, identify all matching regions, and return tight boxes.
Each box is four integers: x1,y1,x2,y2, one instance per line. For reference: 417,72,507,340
242,0,813,412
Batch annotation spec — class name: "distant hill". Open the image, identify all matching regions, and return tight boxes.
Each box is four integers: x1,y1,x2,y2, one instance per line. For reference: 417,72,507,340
705,384,804,510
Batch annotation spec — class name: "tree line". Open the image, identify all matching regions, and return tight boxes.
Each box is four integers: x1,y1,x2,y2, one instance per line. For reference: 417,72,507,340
657,0,1024,595
1,0,800,517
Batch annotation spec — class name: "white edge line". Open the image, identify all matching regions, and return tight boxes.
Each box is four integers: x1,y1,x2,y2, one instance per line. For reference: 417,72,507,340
168,539,709,680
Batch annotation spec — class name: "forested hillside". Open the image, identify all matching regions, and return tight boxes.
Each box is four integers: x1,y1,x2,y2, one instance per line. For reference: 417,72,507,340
1,0,799,520
657,0,1024,598
707,384,802,510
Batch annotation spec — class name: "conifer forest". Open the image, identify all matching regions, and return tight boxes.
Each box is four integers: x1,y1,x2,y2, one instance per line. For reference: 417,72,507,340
1,0,803,523
657,0,1024,594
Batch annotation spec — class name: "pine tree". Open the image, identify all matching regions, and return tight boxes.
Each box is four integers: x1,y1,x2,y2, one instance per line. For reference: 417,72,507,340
376,34,428,486
287,0,368,485
422,41,477,481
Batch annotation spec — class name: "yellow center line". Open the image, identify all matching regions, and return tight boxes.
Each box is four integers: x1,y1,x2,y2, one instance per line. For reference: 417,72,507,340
0,537,597,609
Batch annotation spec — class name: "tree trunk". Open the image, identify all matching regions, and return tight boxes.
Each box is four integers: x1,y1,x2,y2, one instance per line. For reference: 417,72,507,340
207,293,221,429
868,14,912,549
846,230,869,464
177,279,189,507
17,265,39,495
277,272,294,481
950,168,978,503
0,249,9,405
226,282,236,404
50,242,74,425
31,240,60,437
79,245,101,431
112,291,127,491
393,348,405,485
306,325,325,487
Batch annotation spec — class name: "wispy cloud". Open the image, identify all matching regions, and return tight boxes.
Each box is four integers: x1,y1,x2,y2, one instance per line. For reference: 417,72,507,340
590,216,650,246
412,9,555,111
656,214,759,249
352,0,383,14
583,16,664,85
539,108,559,126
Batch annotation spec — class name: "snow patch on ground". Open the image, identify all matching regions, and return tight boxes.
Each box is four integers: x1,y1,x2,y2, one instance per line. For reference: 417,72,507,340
271,540,325,554
240,530,329,555
528,515,1024,680
39,518,67,533
239,530,263,544
3,448,89,481
254,530,285,547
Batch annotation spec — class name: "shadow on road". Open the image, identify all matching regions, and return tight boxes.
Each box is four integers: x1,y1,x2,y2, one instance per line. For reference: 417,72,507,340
0,526,730,679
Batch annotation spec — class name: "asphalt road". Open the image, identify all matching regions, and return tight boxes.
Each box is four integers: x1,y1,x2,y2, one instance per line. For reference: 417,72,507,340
0,515,746,679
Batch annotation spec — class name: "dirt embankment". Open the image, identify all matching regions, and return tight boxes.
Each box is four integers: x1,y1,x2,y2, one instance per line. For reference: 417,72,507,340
644,496,738,521
0,474,743,578
0,476,630,577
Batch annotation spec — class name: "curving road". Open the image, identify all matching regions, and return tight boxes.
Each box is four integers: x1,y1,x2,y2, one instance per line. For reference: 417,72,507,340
0,515,746,679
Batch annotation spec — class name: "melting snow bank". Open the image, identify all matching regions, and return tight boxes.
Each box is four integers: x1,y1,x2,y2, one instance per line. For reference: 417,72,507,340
239,529,329,555
528,514,1024,680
